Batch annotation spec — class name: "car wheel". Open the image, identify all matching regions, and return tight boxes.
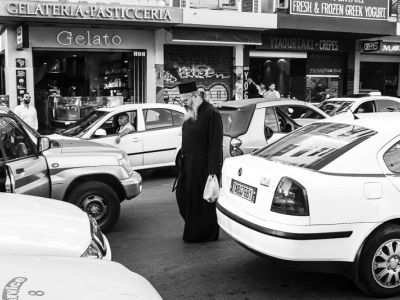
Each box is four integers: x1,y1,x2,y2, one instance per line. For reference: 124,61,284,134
359,225,400,297
67,181,120,233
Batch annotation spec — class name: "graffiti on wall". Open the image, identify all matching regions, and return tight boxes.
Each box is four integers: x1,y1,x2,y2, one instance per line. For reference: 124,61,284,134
164,46,233,104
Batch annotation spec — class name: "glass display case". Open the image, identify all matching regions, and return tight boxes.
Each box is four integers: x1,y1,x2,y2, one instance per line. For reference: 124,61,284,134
49,95,123,127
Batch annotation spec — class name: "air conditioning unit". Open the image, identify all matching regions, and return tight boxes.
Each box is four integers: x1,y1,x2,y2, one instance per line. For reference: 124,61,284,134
277,0,288,9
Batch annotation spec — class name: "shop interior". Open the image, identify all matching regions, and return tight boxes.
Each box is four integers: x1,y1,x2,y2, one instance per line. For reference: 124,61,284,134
33,50,146,132
248,57,307,100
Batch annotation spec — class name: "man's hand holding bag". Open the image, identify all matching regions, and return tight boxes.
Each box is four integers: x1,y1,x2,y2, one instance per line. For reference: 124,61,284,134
203,174,220,203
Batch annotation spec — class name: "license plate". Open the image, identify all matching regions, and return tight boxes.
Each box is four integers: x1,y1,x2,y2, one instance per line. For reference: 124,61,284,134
230,179,257,203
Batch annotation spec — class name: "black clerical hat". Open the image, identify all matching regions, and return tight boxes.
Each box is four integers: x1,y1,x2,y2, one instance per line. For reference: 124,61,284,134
178,81,197,94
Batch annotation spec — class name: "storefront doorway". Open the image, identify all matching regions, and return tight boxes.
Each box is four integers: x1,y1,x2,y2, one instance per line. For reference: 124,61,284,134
33,50,146,131
360,62,399,96
248,57,307,100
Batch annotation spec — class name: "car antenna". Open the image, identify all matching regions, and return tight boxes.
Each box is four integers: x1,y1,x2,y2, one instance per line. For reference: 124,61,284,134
344,102,358,120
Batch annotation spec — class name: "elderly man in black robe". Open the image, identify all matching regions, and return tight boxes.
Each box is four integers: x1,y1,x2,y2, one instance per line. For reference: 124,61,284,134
174,81,223,243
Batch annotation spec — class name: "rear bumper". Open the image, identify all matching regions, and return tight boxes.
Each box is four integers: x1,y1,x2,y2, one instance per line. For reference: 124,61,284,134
121,171,142,200
216,201,376,270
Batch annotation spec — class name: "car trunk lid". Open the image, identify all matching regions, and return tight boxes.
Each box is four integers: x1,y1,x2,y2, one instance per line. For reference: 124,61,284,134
221,155,311,225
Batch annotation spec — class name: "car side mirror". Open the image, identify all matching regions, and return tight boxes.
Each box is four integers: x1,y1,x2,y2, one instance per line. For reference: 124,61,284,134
37,137,51,152
264,126,274,140
94,128,107,137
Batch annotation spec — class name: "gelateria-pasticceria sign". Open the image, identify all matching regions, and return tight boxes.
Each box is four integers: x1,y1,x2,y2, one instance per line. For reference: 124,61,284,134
3,1,179,22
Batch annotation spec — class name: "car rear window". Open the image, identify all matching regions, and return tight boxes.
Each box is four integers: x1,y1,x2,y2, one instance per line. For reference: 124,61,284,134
218,105,255,137
318,100,354,116
254,122,377,170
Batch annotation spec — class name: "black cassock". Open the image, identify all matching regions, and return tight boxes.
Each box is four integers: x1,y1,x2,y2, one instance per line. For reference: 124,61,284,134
175,101,223,243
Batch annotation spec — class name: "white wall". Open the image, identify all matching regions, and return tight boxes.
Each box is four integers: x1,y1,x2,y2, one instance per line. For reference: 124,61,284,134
2,27,34,109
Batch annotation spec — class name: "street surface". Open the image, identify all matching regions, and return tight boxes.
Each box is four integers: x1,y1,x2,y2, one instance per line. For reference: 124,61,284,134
108,169,393,300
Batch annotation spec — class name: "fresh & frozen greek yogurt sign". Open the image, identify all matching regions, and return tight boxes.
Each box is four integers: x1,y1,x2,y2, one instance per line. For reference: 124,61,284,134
290,0,388,20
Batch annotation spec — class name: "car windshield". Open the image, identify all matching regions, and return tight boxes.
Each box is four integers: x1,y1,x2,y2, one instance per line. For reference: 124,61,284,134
218,105,254,137
61,111,107,137
318,100,354,116
254,122,376,170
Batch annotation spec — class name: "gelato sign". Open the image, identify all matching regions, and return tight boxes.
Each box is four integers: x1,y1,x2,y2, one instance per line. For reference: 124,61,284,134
290,0,388,20
3,1,178,22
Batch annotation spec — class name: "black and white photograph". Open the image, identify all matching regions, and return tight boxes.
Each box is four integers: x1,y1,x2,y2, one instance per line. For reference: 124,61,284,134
1,0,400,299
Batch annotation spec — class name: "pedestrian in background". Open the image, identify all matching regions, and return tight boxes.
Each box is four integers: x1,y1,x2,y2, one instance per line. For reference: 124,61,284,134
13,93,38,131
173,81,223,243
264,83,281,100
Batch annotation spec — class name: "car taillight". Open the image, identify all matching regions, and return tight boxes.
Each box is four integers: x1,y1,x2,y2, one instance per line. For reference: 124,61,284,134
230,138,243,156
271,177,309,216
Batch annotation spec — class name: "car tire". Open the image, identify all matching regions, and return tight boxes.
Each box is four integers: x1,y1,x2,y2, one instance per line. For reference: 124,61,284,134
67,181,120,233
358,224,400,297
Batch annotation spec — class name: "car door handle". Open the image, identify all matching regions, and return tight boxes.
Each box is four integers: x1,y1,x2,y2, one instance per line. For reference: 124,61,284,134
130,137,141,142
16,168,24,174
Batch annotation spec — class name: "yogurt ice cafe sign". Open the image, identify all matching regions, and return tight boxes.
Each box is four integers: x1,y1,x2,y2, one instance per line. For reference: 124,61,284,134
2,1,179,23
290,0,388,20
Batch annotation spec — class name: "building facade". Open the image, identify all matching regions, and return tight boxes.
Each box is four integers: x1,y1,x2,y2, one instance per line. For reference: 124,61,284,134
0,0,398,131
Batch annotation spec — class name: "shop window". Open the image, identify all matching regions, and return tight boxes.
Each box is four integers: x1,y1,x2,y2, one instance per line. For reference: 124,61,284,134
34,50,147,132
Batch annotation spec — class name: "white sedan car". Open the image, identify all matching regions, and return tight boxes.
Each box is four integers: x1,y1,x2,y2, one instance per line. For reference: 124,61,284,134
0,193,111,259
319,93,400,116
0,255,162,300
217,113,400,297
217,98,329,159
50,103,185,170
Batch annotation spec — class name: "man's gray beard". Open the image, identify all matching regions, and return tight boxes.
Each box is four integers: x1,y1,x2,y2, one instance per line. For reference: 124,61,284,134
183,97,202,121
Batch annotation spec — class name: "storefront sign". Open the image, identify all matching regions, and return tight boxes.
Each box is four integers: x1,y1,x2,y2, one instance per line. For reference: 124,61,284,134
362,40,382,52
16,58,26,68
30,27,154,50
290,0,388,20
56,31,121,46
16,25,29,50
259,37,343,52
16,69,27,104
361,41,400,55
2,1,181,23
307,53,344,75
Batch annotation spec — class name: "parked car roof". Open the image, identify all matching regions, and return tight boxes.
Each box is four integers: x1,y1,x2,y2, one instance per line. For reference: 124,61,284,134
217,98,320,109
327,112,400,133
97,103,185,113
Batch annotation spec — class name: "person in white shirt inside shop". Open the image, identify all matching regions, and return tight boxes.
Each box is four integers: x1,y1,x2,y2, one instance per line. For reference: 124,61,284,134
264,83,281,100
115,112,134,144
13,93,38,131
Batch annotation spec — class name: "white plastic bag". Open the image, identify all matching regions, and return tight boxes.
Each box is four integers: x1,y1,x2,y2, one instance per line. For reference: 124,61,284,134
203,175,220,203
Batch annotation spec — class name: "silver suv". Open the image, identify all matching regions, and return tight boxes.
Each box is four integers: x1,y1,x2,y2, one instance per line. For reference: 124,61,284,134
0,106,142,232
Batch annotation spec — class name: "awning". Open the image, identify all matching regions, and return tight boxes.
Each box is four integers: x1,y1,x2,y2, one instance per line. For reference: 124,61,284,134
171,28,262,45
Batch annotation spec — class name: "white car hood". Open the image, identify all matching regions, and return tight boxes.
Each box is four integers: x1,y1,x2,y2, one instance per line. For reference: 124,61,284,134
0,193,91,257
0,256,162,300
